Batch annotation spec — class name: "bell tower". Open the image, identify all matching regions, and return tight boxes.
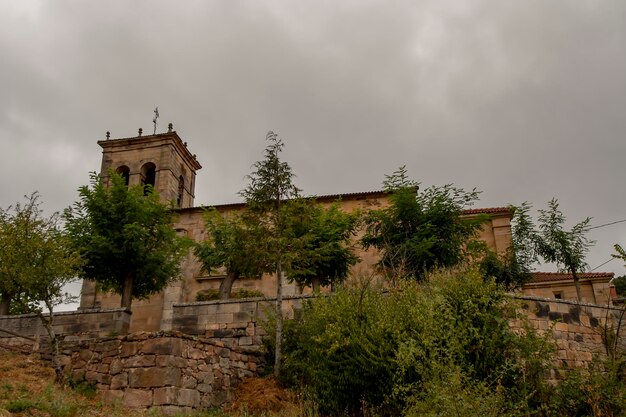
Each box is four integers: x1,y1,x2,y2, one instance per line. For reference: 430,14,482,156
98,124,202,208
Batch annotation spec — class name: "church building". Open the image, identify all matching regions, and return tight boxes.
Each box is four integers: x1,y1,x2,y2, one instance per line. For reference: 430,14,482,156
81,128,607,333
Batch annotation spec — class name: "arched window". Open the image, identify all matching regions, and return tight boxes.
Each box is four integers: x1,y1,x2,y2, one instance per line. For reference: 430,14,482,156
177,175,185,207
116,165,130,187
141,162,156,195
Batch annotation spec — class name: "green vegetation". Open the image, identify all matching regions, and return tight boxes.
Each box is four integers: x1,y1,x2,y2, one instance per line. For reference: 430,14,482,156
195,208,272,300
281,199,359,292
277,266,626,416
512,200,595,301
0,192,82,383
361,166,487,282
64,172,189,310
238,131,300,376
196,288,265,302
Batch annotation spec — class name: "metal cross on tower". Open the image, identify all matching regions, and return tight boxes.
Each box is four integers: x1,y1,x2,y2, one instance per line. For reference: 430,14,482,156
153,107,159,134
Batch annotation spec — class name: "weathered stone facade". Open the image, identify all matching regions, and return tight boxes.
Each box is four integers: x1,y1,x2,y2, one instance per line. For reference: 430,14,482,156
55,332,263,413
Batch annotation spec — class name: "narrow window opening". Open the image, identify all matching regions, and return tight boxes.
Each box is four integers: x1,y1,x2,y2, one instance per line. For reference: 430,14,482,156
141,162,156,195
553,291,563,300
116,165,130,187
177,175,185,207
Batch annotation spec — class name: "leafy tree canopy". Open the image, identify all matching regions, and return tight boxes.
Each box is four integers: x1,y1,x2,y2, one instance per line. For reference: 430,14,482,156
282,199,360,291
0,192,81,383
63,172,188,310
194,208,273,299
0,192,80,316
511,199,594,300
361,166,486,281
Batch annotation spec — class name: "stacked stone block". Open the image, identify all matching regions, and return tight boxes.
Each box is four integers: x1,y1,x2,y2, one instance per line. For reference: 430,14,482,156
512,295,625,371
0,308,130,351
172,295,314,347
57,332,264,413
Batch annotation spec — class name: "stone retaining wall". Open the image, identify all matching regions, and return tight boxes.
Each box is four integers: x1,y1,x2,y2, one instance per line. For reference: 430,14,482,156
172,295,315,347
172,294,626,372
512,296,625,370
0,309,131,351
56,331,264,414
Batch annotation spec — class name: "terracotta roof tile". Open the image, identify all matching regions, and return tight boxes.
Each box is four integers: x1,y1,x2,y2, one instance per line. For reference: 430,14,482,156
529,272,614,283
179,190,512,216
461,207,512,215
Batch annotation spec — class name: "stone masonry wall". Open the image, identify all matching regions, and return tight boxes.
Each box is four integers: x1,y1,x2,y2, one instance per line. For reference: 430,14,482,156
0,309,130,351
56,331,263,414
172,294,626,373
172,295,315,346
512,295,625,371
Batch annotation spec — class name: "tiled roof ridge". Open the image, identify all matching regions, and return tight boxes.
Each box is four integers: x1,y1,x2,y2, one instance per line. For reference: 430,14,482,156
179,190,512,215
532,271,614,277
461,206,511,215
529,271,614,283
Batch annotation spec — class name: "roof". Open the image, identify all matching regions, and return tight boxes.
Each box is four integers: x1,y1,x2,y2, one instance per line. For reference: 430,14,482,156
529,272,614,284
178,190,512,216
461,207,511,215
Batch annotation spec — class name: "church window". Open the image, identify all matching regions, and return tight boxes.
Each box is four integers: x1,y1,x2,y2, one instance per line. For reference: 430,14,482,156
116,165,130,187
177,175,185,207
141,162,156,195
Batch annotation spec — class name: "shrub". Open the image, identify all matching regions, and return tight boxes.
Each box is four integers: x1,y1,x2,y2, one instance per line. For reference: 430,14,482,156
547,358,626,417
280,266,554,416
196,289,220,301
196,288,265,302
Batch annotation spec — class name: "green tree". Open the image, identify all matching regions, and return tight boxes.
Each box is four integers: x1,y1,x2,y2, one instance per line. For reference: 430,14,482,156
64,172,187,310
361,166,486,281
194,208,272,300
0,193,81,382
505,200,595,300
612,245,626,296
535,199,594,301
613,275,626,297
283,199,360,292
240,131,300,376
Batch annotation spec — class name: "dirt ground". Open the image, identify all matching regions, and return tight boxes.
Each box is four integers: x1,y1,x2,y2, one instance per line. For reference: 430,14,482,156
228,377,301,416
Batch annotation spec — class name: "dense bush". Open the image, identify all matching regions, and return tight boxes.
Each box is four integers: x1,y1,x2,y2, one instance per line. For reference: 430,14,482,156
280,266,555,416
195,288,265,301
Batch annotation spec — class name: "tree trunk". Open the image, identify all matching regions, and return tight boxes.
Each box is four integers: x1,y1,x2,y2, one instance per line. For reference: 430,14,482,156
312,277,321,293
571,268,582,302
274,262,283,377
120,273,134,311
220,272,239,300
37,309,64,384
0,293,11,315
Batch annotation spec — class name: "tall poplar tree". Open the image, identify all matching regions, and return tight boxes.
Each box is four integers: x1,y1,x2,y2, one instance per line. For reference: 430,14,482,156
240,131,299,376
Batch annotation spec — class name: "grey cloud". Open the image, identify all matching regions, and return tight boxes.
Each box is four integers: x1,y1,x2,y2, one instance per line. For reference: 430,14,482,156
1,0,625,278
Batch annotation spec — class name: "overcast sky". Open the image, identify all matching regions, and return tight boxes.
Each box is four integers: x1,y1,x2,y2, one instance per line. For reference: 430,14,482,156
1,1,625,291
